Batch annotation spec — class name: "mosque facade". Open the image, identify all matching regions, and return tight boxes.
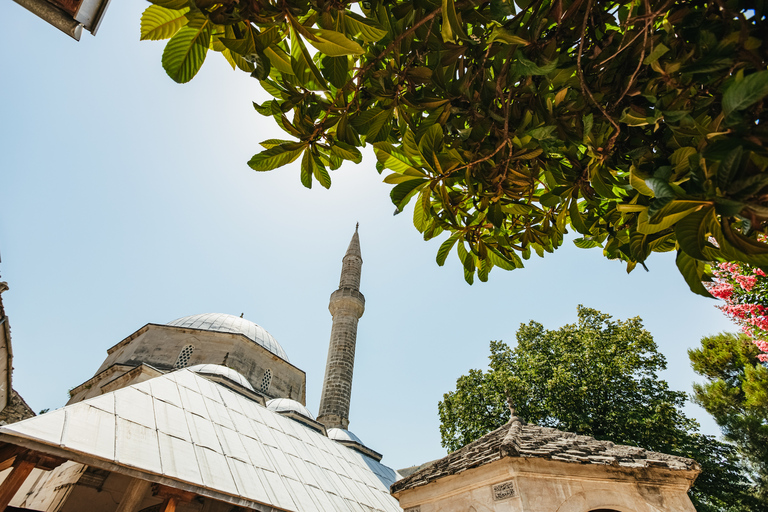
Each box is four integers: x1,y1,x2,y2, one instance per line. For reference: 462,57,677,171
0,227,402,512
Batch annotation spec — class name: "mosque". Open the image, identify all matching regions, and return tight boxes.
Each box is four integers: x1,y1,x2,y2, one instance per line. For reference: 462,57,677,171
0,228,703,512
0,227,403,512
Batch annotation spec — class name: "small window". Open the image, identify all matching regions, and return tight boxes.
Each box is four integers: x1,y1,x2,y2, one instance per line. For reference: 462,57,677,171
261,369,272,393
174,344,195,368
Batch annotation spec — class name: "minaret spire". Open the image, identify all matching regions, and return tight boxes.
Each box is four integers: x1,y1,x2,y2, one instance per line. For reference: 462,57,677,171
317,226,365,430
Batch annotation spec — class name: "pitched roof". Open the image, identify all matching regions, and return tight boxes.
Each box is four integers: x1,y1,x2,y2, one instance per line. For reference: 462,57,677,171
391,416,699,494
0,369,401,512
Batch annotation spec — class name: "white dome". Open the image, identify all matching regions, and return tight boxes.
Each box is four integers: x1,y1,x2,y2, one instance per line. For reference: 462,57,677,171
167,313,289,361
266,398,314,419
186,364,255,391
327,428,364,445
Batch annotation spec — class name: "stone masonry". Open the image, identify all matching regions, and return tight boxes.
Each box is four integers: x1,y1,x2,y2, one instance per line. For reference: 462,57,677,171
317,226,365,430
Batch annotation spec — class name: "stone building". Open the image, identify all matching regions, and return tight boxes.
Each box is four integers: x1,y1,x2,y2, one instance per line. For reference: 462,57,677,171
391,412,700,512
0,228,402,512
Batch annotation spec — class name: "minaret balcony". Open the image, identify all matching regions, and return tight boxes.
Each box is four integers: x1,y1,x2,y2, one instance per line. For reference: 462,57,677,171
328,288,365,317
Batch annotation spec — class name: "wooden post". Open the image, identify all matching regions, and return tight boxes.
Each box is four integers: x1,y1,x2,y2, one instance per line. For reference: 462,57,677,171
0,458,35,511
114,478,151,512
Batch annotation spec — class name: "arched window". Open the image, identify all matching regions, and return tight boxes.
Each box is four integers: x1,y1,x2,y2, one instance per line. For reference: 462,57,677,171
261,369,272,393
174,344,195,368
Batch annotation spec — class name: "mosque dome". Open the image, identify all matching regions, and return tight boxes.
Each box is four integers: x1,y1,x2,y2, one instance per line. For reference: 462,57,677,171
327,428,364,445
167,313,289,361
266,398,315,420
187,364,255,392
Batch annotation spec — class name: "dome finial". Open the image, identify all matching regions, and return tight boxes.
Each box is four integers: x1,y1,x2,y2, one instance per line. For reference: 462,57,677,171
355,222,359,232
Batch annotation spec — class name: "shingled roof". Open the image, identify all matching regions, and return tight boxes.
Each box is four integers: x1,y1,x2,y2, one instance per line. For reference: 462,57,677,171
391,415,699,494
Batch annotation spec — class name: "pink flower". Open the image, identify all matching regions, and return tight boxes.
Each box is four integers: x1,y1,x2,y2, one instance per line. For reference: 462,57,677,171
758,354,768,363
735,275,757,291
754,268,766,277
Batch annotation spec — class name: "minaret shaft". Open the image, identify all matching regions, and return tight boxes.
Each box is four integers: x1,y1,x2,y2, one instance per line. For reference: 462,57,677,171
318,227,364,430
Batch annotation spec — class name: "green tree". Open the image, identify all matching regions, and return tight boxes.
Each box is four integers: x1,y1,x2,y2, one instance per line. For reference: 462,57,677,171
141,0,768,292
438,306,758,511
689,332,768,500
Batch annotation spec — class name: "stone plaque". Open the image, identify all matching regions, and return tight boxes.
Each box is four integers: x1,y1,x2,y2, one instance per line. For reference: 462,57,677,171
492,480,517,501
404,507,421,512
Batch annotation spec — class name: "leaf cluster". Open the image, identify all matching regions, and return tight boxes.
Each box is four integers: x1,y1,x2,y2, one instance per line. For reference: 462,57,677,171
438,306,758,510
142,0,768,292
690,332,768,504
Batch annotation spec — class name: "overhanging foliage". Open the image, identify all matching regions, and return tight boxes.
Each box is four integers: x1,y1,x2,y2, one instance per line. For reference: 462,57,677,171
141,0,768,293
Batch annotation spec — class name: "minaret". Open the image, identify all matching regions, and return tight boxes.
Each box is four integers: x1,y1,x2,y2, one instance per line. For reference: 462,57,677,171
317,225,365,430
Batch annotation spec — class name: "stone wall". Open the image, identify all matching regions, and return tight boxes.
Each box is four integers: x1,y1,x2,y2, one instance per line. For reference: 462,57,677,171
0,388,35,425
69,324,306,405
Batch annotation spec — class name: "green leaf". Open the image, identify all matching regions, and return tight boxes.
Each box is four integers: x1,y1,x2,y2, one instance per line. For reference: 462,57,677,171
437,233,461,266
290,26,327,89
418,124,444,160
140,5,188,41
644,177,676,199
343,11,387,42
330,141,362,164
260,139,295,149
722,70,768,115
321,55,349,88
513,50,557,76
630,168,654,196
373,143,423,175
161,18,212,83
670,147,696,175
264,46,293,75
413,189,430,232
441,0,467,42
352,108,392,142
488,25,528,46
642,43,669,65
568,199,590,235
309,151,331,189
674,206,712,260
306,28,364,57
573,238,602,249
248,143,305,172
675,251,712,298
391,179,427,210
487,247,520,270
716,146,743,191
147,0,188,9
638,200,706,234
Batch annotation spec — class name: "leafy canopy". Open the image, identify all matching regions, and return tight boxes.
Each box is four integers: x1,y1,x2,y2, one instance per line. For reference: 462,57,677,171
141,0,768,293
438,306,759,511
690,332,768,501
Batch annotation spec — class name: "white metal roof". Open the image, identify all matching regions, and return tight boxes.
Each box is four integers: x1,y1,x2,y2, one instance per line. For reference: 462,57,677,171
188,364,255,392
266,399,315,420
167,313,290,362
0,369,401,511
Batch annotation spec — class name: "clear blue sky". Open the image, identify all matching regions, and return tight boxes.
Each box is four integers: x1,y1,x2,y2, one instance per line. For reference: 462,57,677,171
1,1,736,471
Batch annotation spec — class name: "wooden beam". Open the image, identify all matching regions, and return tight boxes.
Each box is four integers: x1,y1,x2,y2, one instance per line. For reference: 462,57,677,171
0,445,25,473
152,483,196,503
0,458,35,511
114,478,151,512
160,496,178,512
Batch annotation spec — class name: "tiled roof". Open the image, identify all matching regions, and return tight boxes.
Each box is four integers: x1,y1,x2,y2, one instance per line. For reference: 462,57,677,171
391,417,699,494
0,369,400,512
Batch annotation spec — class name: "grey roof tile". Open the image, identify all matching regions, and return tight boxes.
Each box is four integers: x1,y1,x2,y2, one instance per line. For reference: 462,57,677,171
391,417,700,494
